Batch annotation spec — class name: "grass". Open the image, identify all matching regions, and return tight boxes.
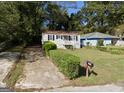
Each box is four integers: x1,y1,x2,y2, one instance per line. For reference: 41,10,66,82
56,48,124,86
96,46,124,55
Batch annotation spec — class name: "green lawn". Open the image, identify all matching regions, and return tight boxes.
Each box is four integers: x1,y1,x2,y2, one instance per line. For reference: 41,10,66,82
57,48,124,86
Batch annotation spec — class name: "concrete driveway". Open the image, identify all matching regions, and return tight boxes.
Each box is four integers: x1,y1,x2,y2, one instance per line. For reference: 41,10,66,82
15,47,69,90
0,52,20,87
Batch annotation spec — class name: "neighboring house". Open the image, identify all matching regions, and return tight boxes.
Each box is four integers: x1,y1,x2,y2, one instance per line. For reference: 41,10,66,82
80,32,119,47
115,40,124,46
115,35,124,46
42,31,81,49
42,31,120,49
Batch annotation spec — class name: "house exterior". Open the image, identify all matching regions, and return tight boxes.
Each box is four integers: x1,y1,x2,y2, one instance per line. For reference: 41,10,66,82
42,31,81,49
80,32,119,47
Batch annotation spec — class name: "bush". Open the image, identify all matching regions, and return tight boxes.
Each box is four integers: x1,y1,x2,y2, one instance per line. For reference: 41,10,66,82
65,45,73,50
97,39,104,46
86,42,90,46
97,46,107,52
49,50,80,79
42,41,57,56
96,46,124,54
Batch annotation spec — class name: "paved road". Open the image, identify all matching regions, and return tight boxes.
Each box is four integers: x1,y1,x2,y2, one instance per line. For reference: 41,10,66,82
45,84,124,92
0,87,13,92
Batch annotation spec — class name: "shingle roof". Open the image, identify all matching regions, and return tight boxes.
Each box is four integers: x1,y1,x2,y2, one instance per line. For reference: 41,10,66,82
81,32,119,39
42,31,81,35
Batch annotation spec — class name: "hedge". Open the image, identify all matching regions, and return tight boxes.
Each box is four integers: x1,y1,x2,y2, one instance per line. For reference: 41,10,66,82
97,46,124,54
42,41,57,56
49,50,80,79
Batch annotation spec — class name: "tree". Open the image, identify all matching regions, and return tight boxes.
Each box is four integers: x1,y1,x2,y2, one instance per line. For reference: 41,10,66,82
77,1,124,34
0,2,48,44
113,24,124,38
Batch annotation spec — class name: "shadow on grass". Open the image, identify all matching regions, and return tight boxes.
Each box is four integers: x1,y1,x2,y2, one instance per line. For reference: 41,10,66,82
79,65,98,77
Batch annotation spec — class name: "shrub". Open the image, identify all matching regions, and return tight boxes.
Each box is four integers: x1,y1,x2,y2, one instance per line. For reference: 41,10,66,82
49,50,80,79
97,39,104,46
65,45,73,50
96,46,124,54
97,46,107,52
86,42,90,46
42,41,57,56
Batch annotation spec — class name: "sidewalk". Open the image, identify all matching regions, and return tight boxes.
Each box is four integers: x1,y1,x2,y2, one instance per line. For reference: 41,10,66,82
44,84,124,92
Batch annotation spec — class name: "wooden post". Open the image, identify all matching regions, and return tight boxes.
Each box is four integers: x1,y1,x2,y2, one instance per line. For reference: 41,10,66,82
86,64,89,78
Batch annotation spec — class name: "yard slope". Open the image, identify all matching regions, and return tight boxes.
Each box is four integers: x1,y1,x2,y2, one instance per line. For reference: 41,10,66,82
56,48,124,86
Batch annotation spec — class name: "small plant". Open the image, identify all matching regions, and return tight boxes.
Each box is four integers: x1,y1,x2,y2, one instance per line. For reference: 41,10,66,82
65,45,73,50
97,39,104,46
86,42,90,46
42,41,57,56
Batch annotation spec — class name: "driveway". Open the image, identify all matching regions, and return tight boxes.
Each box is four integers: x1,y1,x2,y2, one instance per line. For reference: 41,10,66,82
15,46,69,90
0,52,20,87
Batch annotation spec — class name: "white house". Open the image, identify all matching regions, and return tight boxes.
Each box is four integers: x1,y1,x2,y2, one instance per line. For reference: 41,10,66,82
80,32,119,47
42,31,81,49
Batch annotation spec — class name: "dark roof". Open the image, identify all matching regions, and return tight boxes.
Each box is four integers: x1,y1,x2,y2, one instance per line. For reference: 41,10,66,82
42,31,81,35
81,32,119,39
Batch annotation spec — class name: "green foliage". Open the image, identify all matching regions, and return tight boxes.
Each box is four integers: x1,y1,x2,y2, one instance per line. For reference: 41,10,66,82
97,46,124,54
77,1,124,34
65,45,73,49
86,42,90,46
42,41,57,56
59,48,124,86
0,2,47,44
46,3,82,31
97,39,104,46
49,50,80,79
96,46,107,52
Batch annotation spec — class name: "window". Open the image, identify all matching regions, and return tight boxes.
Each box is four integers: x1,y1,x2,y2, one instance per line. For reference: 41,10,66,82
61,36,63,39
53,35,55,40
56,35,61,39
69,36,73,41
64,35,69,41
48,34,54,40
76,36,78,41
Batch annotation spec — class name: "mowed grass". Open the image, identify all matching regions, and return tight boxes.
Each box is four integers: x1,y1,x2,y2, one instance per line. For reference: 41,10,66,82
57,48,124,86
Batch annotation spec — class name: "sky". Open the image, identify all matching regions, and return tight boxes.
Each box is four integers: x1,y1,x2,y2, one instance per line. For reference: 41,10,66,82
67,1,84,15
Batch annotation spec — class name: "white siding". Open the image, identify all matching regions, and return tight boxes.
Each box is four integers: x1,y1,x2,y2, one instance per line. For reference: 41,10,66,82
83,40,97,46
82,39,111,46
42,33,80,49
103,40,111,46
